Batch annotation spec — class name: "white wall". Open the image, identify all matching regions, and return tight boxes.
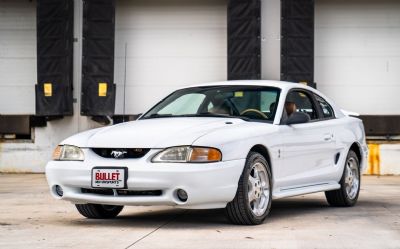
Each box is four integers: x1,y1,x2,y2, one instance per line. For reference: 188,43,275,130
261,0,281,81
114,0,228,115
0,0,36,114
0,0,101,172
380,144,400,175
315,0,400,115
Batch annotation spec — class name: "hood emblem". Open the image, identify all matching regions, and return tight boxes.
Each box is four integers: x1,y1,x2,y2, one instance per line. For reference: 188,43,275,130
110,150,127,159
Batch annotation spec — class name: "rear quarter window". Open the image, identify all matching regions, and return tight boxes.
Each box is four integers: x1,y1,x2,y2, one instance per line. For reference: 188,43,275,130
314,94,335,119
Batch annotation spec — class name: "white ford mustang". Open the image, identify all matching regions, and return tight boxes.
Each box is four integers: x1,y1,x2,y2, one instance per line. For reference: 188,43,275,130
46,80,368,225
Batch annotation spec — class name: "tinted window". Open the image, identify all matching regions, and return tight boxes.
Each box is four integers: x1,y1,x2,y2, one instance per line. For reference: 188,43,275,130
158,93,206,115
285,90,318,120
315,94,335,119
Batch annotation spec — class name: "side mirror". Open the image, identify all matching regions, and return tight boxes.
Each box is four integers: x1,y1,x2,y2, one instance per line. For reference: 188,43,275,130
285,112,310,125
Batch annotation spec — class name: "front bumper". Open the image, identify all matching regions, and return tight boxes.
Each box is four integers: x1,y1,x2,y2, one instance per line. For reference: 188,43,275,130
45,149,245,209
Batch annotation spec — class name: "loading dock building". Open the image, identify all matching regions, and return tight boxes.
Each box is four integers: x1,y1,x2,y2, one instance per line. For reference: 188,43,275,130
0,0,399,174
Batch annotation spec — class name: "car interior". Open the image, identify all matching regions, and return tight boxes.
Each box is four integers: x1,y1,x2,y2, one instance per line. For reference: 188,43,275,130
204,90,279,121
280,90,319,124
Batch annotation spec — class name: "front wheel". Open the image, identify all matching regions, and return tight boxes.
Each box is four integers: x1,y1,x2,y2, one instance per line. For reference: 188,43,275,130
325,150,360,207
225,152,272,225
75,204,124,219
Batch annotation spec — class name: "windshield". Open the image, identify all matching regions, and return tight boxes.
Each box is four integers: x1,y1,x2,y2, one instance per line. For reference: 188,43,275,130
141,85,281,122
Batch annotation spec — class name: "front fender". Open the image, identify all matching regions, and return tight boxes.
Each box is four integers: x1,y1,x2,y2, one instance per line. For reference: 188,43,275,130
192,122,280,162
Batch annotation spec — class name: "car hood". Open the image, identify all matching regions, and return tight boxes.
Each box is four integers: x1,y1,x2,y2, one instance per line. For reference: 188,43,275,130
62,117,247,148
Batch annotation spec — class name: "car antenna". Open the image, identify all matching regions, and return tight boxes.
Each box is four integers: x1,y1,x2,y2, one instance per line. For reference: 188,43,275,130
123,42,127,122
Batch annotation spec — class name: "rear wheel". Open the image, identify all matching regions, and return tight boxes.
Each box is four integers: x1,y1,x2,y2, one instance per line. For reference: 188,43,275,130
325,150,360,207
75,204,124,219
225,152,272,225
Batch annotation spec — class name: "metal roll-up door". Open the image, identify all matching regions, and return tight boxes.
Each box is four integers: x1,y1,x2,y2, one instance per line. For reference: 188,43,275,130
315,0,400,116
113,0,227,115
0,0,36,114
315,0,400,136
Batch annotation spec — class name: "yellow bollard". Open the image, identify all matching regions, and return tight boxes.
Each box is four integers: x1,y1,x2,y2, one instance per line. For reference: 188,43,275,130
367,143,380,175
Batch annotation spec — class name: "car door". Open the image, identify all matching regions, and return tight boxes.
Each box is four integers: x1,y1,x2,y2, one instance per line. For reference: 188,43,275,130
276,89,337,190
312,93,345,178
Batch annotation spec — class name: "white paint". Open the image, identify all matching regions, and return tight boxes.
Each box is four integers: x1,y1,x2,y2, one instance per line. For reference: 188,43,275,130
47,155,245,209
379,144,400,175
315,0,400,115
0,0,36,114
261,0,281,80
46,81,368,209
114,0,228,115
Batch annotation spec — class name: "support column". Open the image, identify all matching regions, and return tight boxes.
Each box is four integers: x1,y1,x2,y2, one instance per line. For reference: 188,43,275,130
261,0,281,81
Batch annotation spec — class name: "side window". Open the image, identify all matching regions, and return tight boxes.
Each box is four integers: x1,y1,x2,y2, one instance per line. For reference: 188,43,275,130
260,91,278,115
285,90,318,120
315,94,335,119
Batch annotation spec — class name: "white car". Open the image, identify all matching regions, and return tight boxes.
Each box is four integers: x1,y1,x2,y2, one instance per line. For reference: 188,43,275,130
46,80,368,225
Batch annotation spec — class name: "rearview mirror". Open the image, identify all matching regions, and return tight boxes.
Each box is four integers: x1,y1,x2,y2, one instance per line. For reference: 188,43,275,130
285,112,310,125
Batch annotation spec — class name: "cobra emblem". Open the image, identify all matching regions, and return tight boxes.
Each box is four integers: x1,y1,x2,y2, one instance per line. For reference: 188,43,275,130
110,150,127,159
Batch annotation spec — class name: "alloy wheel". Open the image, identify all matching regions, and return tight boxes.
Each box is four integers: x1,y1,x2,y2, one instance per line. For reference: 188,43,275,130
248,162,270,216
345,157,360,200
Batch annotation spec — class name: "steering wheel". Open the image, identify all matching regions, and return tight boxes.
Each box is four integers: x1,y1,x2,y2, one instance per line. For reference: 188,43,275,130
240,109,268,119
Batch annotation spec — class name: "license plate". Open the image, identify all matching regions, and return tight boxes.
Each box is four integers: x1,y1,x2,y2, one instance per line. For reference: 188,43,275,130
91,167,127,189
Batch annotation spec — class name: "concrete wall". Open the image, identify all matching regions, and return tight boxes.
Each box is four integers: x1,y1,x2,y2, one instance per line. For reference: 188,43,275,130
367,143,400,175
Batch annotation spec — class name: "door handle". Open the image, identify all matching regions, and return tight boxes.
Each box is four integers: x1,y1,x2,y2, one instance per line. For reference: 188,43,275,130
323,133,332,141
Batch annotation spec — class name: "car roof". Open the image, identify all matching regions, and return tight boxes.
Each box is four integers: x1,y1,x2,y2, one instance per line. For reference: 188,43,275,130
184,80,345,120
186,80,311,91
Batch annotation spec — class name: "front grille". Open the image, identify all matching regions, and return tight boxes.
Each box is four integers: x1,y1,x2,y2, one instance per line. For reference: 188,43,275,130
81,188,162,196
91,148,150,159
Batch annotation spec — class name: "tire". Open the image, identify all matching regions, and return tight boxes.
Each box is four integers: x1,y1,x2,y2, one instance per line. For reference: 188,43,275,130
325,150,360,207
75,204,124,219
225,152,272,225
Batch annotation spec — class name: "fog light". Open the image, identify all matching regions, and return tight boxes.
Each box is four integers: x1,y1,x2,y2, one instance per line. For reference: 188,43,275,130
55,185,64,197
177,189,188,202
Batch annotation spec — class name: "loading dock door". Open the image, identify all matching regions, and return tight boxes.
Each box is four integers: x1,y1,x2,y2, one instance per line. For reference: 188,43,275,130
114,0,227,115
0,0,36,114
315,0,400,115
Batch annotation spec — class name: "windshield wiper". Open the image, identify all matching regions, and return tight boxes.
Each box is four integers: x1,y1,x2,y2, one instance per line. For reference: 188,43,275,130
142,113,173,119
183,112,251,121
142,112,250,121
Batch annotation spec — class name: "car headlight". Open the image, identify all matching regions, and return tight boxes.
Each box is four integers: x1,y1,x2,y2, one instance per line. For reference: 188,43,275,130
52,145,85,161
152,146,222,163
